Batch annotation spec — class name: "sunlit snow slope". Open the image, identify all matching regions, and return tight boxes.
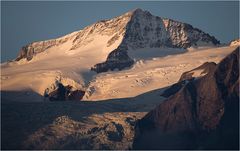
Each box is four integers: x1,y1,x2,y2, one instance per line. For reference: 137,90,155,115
1,9,233,102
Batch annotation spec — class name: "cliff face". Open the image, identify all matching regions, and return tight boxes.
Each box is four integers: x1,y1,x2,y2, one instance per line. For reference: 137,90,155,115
121,9,219,49
133,47,239,150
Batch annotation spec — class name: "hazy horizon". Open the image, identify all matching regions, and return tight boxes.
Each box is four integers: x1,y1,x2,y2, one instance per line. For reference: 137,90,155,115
1,1,239,62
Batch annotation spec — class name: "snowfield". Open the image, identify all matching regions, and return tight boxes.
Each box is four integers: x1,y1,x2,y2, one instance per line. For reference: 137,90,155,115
1,45,236,102
84,46,236,100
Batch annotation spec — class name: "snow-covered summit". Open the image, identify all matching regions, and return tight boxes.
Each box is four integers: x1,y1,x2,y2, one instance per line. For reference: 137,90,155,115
90,8,220,72
15,8,219,65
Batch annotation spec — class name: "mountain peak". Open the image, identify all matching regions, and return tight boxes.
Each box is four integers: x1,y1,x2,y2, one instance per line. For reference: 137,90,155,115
15,8,220,72
130,8,152,17
131,8,144,13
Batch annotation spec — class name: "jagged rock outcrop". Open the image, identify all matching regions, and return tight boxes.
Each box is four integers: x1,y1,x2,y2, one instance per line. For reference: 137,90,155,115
161,62,217,97
44,81,85,101
91,45,134,73
133,47,239,150
15,35,73,61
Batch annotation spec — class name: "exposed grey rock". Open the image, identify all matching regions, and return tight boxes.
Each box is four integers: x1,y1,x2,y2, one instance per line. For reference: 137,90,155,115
123,9,219,50
164,19,220,48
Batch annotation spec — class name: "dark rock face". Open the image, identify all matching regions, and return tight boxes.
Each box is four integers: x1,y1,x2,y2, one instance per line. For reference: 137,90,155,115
91,45,134,73
15,46,35,61
44,83,85,101
161,62,217,98
49,82,66,101
133,47,239,150
68,90,85,101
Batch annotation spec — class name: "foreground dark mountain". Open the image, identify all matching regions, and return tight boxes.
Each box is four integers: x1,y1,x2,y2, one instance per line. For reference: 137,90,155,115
133,47,239,150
